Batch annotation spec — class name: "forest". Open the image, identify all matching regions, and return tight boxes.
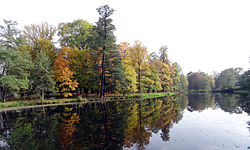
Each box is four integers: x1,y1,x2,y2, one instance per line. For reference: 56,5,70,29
0,5,188,102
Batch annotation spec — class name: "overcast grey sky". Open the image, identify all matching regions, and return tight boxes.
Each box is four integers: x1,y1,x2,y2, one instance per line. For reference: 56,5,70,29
1,0,249,74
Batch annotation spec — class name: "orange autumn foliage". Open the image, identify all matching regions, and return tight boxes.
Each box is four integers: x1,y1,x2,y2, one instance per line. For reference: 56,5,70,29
54,47,78,97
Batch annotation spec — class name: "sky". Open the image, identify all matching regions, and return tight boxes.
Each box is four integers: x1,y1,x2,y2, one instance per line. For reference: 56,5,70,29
0,0,250,74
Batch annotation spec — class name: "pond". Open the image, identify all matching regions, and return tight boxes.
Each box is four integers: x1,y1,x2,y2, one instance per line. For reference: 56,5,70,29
0,93,250,150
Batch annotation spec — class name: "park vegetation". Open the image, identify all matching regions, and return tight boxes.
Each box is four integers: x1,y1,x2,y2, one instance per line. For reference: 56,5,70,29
187,67,250,93
0,5,187,103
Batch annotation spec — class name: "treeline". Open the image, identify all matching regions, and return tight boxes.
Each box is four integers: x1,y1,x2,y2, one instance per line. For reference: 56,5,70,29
187,72,214,91
0,5,186,102
187,67,250,92
214,68,250,91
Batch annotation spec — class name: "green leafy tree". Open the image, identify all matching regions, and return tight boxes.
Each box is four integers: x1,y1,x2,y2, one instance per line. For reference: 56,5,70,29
149,52,159,62
31,50,55,100
68,47,95,96
58,19,94,50
0,20,33,102
178,74,189,93
187,72,211,91
239,70,250,90
215,68,242,90
23,22,57,61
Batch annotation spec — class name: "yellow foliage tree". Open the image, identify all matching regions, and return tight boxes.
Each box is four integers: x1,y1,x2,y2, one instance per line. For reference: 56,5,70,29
119,42,138,93
54,47,78,97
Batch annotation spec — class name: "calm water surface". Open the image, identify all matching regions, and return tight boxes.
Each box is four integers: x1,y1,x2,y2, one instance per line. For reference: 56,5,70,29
0,93,249,150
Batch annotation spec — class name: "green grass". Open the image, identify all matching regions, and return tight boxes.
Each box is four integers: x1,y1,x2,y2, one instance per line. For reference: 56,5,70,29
0,98,87,109
0,101,39,108
125,92,175,99
0,103,6,109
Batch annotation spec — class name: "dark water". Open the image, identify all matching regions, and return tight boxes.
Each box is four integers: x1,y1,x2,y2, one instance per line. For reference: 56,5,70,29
0,93,250,150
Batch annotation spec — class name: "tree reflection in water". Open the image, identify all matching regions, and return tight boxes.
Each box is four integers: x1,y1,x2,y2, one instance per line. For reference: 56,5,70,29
1,93,250,149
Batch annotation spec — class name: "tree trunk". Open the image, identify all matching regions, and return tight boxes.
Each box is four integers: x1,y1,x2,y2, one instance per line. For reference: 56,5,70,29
2,86,6,103
41,89,44,104
1,68,6,102
138,67,141,93
84,88,88,97
100,51,105,99
100,19,107,99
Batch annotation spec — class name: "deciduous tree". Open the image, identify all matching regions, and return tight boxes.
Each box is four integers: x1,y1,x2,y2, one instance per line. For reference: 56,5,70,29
0,20,33,102
58,19,94,50
54,47,78,97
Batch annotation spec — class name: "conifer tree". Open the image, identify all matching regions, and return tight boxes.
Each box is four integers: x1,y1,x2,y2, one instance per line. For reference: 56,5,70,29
95,5,122,98
31,50,55,100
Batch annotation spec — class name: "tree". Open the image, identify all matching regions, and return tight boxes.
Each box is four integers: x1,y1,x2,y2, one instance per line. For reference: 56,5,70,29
119,42,137,93
149,52,159,62
105,46,125,94
23,22,56,43
54,47,78,97
58,19,94,50
67,47,95,96
144,63,162,92
0,20,33,102
95,5,116,98
239,70,250,90
170,63,180,91
159,46,169,64
130,41,149,93
151,59,172,92
207,75,215,90
178,74,188,93
23,22,57,61
215,68,242,90
123,64,137,93
187,72,211,91
31,50,55,100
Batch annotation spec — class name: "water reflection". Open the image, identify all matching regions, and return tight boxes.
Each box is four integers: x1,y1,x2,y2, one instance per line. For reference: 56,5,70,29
0,93,249,149
187,93,214,112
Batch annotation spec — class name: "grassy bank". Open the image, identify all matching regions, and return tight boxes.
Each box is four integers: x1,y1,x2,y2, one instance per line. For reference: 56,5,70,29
127,92,175,99
0,98,88,109
0,92,174,110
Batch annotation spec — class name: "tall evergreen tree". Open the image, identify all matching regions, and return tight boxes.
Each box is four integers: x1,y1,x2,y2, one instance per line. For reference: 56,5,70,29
105,46,125,93
95,5,116,98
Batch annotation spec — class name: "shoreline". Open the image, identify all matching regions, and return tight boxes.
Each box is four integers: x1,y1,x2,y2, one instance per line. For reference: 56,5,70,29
0,92,175,112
